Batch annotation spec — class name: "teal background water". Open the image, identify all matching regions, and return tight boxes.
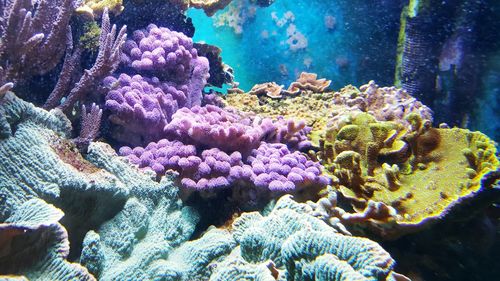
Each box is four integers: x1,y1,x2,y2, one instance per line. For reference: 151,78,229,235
188,0,401,91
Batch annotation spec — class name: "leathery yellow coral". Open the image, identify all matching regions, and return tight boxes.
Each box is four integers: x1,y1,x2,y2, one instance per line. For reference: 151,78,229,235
320,112,499,238
189,0,233,16
76,0,124,19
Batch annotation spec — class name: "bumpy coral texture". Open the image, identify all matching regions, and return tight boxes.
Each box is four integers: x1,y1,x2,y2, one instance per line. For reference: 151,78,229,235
107,24,209,144
120,139,329,191
211,195,400,281
321,110,500,238
104,74,183,144
0,92,132,222
0,95,402,280
226,80,434,145
83,193,402,280
121,23,209,104
164,105,275,153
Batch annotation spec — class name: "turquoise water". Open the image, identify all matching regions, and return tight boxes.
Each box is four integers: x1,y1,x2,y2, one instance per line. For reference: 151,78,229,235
189,0,400,91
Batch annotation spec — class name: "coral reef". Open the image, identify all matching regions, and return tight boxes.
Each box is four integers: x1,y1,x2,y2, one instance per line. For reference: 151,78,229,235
83,193,404,280
227,80,499,238
211,195,404,280
121,24,209,88
104,74,183,144
0,91,169,262
107,24,210,144
287,72,332,93
190,0,233,16
120,138,328,192
44,8,126,112
248,82,284,98
0,2,126,112
0,91,402,281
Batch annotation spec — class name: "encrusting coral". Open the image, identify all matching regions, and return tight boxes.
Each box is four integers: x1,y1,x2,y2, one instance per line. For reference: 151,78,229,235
211,195,407,281
189,0,233,16
0,199,95,280
81,193,406,280
228,79,499,238
287,71,332,93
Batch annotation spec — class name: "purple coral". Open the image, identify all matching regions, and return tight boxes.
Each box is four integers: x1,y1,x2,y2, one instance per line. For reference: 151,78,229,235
164,105,275,153
264,117,312,151
121,24,209,108
248,142,330,191
111,23,326,193
120,139,252,190
105,74,185,143
119,139,197,175
120,140,330,192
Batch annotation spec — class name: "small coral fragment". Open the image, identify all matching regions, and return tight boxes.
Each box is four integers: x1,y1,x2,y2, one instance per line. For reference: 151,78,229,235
287,71,332,93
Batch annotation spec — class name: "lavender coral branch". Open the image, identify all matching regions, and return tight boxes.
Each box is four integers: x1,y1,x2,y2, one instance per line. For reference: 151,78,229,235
0,0,78,83
120,140,330,191
164,105,275,153
104,74,183,144
43,27,82,109
58,8,127,112
121,24,209,107
79,103,103,141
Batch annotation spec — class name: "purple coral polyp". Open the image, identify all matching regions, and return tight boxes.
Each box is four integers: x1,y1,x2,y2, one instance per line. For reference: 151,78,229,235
123,24,201,82
164,105,275,153
120,140,330,192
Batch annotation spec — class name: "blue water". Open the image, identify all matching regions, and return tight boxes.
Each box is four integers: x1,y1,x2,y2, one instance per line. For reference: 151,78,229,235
188,0,400,91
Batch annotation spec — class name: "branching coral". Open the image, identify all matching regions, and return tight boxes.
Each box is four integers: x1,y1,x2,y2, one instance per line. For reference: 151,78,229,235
106,24,209,144
0,0,79,83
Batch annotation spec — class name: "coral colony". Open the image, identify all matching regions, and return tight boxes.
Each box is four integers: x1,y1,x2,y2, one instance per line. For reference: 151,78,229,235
0,1,499,281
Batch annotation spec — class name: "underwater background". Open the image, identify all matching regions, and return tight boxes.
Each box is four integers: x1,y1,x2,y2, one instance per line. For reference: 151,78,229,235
0,1,499,281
